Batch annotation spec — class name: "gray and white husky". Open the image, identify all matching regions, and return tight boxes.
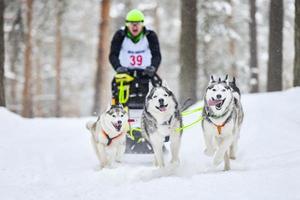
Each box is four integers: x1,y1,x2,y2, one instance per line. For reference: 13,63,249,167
86,104,129,169
201,75,244,171
141,85,183,168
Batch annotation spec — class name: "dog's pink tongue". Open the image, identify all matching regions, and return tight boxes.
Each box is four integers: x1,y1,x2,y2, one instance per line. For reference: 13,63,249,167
160,107,167,112
208,99,223,106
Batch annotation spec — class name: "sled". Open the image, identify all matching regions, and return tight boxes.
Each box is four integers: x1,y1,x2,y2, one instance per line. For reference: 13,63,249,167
112,71,161,154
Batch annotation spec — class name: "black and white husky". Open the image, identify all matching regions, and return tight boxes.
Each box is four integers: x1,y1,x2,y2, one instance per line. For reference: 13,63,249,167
141,85,183,168
201,75,244,171
86,105,129,169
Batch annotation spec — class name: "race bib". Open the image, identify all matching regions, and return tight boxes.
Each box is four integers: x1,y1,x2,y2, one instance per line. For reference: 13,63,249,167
119,36,152,69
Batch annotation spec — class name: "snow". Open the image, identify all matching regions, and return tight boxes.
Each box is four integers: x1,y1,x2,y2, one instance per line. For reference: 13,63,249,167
1,88,300,200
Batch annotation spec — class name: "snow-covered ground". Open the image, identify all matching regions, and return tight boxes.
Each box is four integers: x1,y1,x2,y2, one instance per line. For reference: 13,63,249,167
1,88,300,200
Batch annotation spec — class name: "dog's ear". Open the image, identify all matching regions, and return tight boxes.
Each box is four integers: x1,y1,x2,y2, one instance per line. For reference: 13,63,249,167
218,77,222,83
162,80,170,90
229,77,236,87
114,103,124,109
224,74,230,84
148,81,154,92
105,103,111,112
146,85,154,101
209,75,215,83
224,74,228,82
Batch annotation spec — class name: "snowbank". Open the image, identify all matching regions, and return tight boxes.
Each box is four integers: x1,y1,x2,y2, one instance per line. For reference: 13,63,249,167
0,88,300,200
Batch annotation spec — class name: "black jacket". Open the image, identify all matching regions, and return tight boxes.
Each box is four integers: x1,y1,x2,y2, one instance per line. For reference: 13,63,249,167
109,27,161,71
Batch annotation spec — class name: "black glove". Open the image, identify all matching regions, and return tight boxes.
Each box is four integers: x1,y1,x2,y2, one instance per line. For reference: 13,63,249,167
116,66,128,73
144,66,156,77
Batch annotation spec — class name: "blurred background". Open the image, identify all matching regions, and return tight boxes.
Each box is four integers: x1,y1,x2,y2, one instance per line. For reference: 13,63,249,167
0,0,298,118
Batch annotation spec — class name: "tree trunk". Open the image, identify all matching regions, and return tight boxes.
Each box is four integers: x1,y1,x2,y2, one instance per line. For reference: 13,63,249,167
35,39,43,117
8,8,23,110
154,3,160,37
226,0,237,78
22,0,34,117
93,0,110,114
267,0,283,91
200,0,210,95
0,0,5,107
55,0,63,117
294,0,300,87
249,0,259,93
179,0,197,103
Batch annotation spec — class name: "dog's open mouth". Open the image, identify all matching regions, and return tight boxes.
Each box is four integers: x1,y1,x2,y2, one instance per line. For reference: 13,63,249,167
208,98,226,110
112,122,122,131
155,104,168,112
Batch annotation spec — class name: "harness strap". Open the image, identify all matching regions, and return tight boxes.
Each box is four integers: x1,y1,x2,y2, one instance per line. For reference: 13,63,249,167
102,130,124,146
206,112,232,135
216,123,226,135
162,115,173,126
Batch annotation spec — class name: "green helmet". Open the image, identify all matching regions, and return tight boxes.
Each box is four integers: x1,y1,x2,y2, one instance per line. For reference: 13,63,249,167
126,9,144,22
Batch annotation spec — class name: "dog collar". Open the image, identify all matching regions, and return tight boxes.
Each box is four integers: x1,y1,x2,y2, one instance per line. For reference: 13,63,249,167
102,129,124,146
206,106,230,119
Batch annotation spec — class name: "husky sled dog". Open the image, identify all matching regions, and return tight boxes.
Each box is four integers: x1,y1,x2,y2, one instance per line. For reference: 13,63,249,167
141,84,183,168
86,104,129,169
201,75,244,171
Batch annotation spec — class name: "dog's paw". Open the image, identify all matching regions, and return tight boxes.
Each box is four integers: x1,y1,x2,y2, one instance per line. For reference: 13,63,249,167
230,150,236,160
170,158,180,166
154,160,165,168
204,148,215,157
213,155,223,166
94,165,103,171
158,163,165,168
224,164,231,171
86,121,94,131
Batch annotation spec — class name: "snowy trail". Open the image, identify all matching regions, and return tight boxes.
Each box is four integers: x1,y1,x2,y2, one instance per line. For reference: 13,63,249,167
1,88,300,200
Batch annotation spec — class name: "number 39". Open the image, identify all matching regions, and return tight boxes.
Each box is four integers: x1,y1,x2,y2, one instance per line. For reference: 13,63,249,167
130,55,143,66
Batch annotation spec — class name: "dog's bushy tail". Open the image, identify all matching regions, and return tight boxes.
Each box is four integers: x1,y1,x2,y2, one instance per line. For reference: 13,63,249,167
86,121,95,131
86,116,100,132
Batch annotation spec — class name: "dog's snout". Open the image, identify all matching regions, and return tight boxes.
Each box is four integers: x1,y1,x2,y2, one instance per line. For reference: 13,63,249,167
117,120,122,124
216,94,222,99
158,98,164,104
